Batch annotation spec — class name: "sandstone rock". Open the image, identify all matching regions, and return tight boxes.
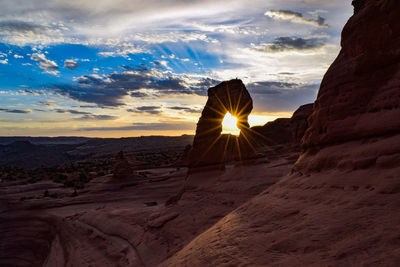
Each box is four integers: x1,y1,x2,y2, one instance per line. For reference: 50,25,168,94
147,212,179,228
302,0,400,149
162,1,400,266
188,79,254,171
250,103,313,145
112,151,133,179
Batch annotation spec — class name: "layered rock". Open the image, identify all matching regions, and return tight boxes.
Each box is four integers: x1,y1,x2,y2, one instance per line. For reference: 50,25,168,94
188,79,254,170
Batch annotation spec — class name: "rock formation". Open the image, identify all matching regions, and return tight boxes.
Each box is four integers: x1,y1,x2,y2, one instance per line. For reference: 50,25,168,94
188,79,254,171
163,0,400,265
302,0,400,149
112,151,133,179
250,103,313,145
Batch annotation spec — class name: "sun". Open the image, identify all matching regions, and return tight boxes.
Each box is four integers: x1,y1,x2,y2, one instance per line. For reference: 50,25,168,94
221,112,240,136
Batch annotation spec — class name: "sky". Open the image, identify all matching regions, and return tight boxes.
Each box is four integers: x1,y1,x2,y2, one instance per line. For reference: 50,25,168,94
0,0,353,137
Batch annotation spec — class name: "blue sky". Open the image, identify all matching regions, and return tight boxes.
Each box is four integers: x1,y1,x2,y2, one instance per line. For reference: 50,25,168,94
0,0,353,137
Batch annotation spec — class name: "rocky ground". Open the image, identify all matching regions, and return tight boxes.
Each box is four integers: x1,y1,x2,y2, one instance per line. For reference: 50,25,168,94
0,145,299,266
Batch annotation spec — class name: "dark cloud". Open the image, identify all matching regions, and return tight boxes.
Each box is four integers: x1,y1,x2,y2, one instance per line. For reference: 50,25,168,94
74,114,118,121
0,20,44,33
265,10,328,28
53,68,218,107
80,122,195,131
246,81,318,112
130,91,148,98
0,108,31,114
38,100,53,106
55,109,91,115
168,106,202,113
255,37,325,53
64,59,79,70
127,106,161,115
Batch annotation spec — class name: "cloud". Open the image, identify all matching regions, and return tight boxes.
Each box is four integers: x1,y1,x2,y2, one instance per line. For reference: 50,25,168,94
128,106,162,115
80,122,194,131
246,81,318,112
74,114,118,121
54,68,218,107
64,59,79,69
265,10,329,28
53,109,117,120
38,100,54,106
55,109,91,115
30,53,59,75
13,54,24,58
0,20,65,46
98,46,148,57
168,106,202,113
0,58,8,64
0,108,31,114
252,37,325,53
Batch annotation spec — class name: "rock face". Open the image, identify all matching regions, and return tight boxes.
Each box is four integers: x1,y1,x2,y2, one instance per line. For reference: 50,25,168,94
302,0,400,149
112,151,133,179
251,103,313,145
188,79,254,170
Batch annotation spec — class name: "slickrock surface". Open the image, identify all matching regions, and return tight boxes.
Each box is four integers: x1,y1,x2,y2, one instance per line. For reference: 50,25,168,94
0,147,298,266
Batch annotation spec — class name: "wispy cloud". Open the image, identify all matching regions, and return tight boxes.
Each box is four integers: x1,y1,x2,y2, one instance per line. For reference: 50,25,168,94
0,108,31,114
127,106,162,115
80,122,194,131
74,114,118,121
265,10,329,28
252,37,326,53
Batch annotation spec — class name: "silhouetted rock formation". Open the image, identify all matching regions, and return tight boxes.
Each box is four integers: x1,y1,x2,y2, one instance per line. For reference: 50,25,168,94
188,79,254,171
250,104,313,145
112,151,133,179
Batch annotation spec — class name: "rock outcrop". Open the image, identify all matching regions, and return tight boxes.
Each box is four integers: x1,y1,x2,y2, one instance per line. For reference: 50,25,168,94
250,103,313,145
188,79,254,171
112,151,133,179
302,0,400,149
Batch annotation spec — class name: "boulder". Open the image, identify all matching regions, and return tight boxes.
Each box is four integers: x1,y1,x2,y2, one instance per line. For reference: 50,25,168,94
112,151,133,179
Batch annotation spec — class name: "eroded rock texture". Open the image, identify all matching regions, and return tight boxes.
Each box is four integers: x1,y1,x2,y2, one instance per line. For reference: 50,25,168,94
302,0,400,149
188,79,254,170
